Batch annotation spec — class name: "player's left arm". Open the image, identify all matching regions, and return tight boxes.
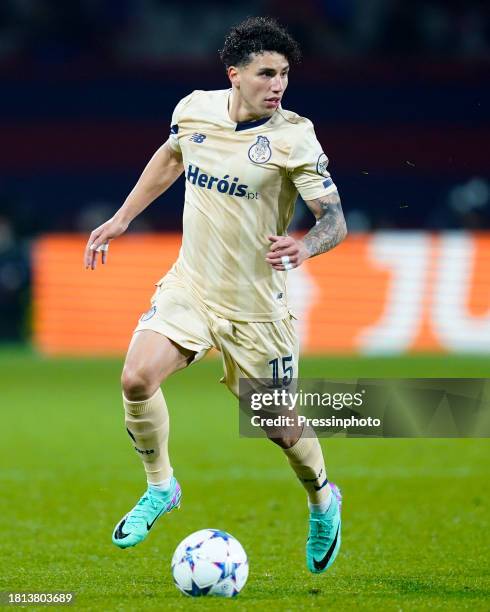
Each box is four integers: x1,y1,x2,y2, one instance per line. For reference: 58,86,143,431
266,190,347,271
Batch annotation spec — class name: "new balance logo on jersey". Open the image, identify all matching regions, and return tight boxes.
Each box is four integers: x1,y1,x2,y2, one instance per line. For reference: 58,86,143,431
187,164,260,199
189,133,207,143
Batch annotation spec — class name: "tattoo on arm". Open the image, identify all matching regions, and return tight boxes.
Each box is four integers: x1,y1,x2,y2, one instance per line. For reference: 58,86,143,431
302,191,347,258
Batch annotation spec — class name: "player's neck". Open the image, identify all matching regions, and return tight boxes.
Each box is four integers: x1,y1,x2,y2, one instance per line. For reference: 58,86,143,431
228,90,270,124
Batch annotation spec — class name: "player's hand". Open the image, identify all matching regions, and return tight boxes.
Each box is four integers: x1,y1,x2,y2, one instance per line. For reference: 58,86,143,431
84,216,129,270
265,235,310,271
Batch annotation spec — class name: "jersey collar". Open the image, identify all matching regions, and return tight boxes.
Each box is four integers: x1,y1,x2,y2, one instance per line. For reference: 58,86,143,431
235,116,272,131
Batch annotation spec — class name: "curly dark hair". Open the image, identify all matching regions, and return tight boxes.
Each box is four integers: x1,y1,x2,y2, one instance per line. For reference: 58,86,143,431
219,16,301,68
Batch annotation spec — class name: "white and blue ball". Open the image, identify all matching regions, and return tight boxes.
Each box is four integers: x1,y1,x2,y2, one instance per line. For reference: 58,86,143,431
171,529,248,598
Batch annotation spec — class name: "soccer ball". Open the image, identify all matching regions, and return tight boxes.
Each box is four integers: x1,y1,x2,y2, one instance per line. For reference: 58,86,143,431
171,529,249,597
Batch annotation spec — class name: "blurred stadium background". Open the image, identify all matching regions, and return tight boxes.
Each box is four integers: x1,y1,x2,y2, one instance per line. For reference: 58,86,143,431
1,0,489,353
1,2,490,609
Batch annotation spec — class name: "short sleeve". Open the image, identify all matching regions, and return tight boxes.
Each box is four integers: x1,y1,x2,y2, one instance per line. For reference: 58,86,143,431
168,92,195,152
286,120,337,201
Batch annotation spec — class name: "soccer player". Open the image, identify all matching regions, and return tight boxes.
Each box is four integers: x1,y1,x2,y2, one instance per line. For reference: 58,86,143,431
84,17,347,574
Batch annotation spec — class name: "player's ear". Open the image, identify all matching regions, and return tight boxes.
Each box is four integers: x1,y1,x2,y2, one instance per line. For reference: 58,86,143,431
227,66,240,88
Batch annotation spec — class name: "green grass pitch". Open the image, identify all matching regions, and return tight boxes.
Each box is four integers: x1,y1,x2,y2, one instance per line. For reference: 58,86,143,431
1,348,489,610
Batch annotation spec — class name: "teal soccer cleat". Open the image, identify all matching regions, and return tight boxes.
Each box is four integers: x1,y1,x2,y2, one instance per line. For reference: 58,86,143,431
306,483,342,574
112,478,182,549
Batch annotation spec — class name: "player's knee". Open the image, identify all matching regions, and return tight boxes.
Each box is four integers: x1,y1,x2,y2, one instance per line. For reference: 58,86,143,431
267,432,301,449
121,365,158,401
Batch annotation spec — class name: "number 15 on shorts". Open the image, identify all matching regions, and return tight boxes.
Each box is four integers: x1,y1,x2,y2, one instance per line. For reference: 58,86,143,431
268,355,294,387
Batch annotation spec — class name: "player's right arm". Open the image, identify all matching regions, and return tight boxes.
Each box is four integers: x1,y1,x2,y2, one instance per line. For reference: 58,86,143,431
84,140,184,269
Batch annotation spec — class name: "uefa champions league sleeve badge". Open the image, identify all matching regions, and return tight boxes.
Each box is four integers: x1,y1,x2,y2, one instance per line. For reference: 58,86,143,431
248,136,272,164
316,153,330,176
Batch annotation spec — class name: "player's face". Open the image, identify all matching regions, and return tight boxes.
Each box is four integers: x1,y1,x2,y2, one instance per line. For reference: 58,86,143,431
231,52,289,118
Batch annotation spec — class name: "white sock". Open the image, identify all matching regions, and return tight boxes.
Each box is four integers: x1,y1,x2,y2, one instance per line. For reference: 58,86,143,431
123,388,172,484
148,472,173,492
308,489,332,514
283,427,330,506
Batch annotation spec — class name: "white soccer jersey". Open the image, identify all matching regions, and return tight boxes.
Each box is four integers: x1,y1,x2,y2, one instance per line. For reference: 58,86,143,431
164,88,337,322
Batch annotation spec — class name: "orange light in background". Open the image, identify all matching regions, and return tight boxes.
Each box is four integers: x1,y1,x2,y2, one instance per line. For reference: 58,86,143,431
33,234,182,355
33,233,490,356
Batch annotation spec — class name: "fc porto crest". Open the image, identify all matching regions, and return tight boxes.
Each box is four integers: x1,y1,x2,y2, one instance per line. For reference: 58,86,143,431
248,135,272,164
